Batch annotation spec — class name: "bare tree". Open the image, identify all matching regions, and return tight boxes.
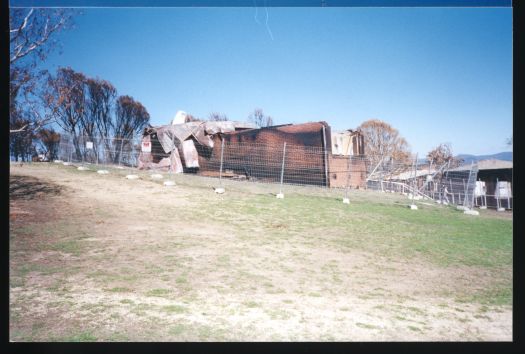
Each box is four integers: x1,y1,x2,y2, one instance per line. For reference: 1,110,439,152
208,112,229,121
10,8,75,134
248,108,273,128
358,119,410,166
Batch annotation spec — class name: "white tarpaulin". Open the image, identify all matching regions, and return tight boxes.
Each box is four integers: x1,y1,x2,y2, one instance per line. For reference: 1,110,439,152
171,110,188,125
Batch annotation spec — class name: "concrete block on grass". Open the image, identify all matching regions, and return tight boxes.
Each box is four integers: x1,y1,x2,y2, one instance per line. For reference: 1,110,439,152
464,209,480,216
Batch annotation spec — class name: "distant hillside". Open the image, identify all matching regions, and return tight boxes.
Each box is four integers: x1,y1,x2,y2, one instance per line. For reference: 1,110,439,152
416,152,512,165
455,152,513,164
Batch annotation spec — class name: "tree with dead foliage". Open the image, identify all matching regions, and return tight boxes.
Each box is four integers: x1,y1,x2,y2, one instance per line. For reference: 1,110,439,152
113,96,150,164
426,143,462,168
10,116,37,161
248,108,273,128
10,8,76,134
36,128,61,161
357,119,411,166
45,67,87,160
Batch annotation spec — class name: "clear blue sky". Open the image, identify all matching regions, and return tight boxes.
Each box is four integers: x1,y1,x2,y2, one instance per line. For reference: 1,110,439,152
40,6,512,156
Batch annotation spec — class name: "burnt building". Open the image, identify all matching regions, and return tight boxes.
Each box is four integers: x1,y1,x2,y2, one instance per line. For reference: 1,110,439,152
139,120,367,188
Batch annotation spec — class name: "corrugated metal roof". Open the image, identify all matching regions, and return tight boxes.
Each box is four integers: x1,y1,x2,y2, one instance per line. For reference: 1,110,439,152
449,159,513,171
221,121,328,136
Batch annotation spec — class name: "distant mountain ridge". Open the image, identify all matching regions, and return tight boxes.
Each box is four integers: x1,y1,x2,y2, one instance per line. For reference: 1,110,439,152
455,152,512,164
416,152,512,165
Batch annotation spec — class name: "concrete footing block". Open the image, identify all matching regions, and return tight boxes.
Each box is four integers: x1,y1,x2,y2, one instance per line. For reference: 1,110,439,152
54,160,63,163
164,180,176,186
214,187,225,194
97,170,109,174
150,174,163,179
125,174,139,180
497,207,505,212
276,193,284,199
409,204,418,210
464,209,480,216
77,166,89,171
479,206,487,210
456,206,468,211
63,162,71,166
343,198,350,204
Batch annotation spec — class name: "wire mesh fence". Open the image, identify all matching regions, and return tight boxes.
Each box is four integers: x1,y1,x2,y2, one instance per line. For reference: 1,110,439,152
52,132,512,210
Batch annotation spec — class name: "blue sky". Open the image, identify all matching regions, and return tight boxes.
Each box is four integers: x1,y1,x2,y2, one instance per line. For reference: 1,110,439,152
39,6,512,156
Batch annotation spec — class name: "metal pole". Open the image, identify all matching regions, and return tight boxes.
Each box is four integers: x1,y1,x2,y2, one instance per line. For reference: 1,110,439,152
411,153,418,205
279,142,287,195
463,162,473,208
322,125,329,188
118,136,124,167
219,138,225,187
462,179,466,206
496,177,501,209
344,155,351,203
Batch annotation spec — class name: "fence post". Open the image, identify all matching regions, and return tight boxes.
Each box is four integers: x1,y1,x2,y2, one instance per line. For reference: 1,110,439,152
343,155,351,204
463,162,473,209
496,177,502,210
125,133,138,180
322,125,329,188
118,136,124,167
219,138,225,187
277,142,286,198
214,138,226,194
462,179,466,206
410,153,418,209
164,138,176,187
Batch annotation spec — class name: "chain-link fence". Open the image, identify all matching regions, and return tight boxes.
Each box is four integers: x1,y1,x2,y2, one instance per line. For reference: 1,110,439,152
52,132,512,211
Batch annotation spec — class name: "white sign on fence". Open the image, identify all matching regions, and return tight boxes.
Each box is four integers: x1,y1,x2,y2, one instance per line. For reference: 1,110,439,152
495,181,512,199
86,141,94,150
141,141,152,153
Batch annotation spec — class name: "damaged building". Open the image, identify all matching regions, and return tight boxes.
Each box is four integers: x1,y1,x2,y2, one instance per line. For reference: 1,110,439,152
138,118,367,188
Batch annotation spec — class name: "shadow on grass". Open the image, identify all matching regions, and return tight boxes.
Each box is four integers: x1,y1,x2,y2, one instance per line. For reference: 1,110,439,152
10,175,64,200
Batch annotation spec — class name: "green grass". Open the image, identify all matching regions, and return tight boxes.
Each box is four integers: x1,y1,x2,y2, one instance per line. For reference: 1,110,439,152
356,322,379,330
181,192,512,269
61,331,98,342
105,287,132,293
162,305,186,314
146,288,171,297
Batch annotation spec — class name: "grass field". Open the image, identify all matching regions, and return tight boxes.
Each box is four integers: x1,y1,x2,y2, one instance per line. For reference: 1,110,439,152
9,162,512,341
